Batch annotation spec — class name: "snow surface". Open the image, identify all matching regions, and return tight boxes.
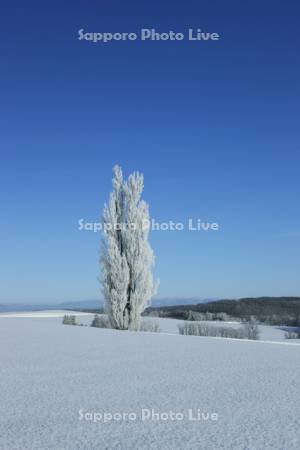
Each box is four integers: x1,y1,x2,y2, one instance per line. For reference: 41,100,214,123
0,314,300,449
0,312,296,343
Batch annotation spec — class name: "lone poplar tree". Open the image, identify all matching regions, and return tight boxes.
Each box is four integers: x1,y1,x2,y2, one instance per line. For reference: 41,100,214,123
100,165,157,330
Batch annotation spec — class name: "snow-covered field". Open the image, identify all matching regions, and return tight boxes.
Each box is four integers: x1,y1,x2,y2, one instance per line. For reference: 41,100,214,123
0,313,300,449
0,311,297,343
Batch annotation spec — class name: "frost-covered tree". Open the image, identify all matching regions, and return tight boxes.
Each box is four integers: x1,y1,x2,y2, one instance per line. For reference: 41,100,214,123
100,165,157,331
244,317,260,340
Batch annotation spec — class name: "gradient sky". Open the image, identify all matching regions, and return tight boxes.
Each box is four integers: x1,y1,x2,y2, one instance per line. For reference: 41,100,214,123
1,0,299,303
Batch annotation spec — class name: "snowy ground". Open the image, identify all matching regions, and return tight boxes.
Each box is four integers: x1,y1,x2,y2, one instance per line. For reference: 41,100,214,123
0,311,297,343
0,313,300,449
27,312,296,343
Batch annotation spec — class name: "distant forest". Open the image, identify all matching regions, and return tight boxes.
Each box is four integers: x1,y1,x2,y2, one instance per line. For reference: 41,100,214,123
145,297,300,326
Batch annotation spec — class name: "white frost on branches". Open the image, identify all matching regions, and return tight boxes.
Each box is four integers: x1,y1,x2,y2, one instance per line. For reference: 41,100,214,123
100,165,157,330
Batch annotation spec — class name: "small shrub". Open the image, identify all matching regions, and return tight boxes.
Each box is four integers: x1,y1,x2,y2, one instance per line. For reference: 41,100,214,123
243,318,260,340
178,321,259,340
62,315,68,324
139,320,161,333
285,330,300,339
90,314,111,328
62,315,77,326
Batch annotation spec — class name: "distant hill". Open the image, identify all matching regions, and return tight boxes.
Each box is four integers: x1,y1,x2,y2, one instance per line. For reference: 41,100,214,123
0,300,102,313
0,297,218,313
149,297,219,307
0,303,45,313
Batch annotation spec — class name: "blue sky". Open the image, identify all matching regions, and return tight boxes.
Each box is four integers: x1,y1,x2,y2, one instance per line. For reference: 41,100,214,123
1,0,299,303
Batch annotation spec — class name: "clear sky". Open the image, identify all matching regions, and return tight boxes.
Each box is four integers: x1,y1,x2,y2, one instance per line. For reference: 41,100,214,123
1,0,299,303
